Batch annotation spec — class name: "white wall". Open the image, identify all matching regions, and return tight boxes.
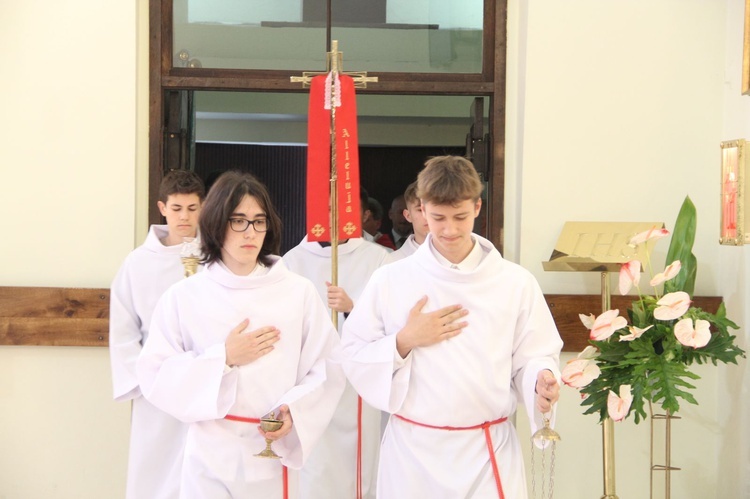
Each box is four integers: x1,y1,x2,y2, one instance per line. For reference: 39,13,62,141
1,0,747,497
0,1,146,497
507,0,749,497
717,0,750,498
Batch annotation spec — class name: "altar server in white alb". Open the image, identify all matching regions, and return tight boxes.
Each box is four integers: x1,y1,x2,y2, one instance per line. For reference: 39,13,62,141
341,156,563,499
137,171,345,498
384,180,429,264
284,219,390,499
109,169,205,499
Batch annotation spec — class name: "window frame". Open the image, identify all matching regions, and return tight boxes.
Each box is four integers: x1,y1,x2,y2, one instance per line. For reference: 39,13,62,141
148,0,507,250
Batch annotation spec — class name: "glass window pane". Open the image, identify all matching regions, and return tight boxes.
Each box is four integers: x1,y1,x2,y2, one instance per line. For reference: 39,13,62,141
194,91,482,146
173,0,328,70
333,0,483,73
174,0,483,73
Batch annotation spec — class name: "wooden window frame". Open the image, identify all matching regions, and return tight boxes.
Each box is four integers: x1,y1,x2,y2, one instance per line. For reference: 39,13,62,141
149,0,507,250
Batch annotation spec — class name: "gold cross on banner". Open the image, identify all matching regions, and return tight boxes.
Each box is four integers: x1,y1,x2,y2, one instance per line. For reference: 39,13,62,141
290,40,378,88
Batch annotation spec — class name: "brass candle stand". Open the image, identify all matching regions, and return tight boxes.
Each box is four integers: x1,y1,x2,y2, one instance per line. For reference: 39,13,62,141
600,273,617,499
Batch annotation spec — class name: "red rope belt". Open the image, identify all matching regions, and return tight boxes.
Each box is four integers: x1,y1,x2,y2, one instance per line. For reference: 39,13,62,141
394,414,508,499
357,396,363,499
224,414,288,499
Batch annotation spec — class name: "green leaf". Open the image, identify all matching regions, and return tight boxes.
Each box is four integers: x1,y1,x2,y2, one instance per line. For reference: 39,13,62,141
664,196,697,295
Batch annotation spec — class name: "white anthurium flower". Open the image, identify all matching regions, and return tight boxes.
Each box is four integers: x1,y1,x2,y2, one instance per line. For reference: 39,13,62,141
628,227,670,246
674,318,711,348
607,385,633,422
654,291,691,321
619,260,641,295
577,345,599,360
619,325,653,342
649,260,682,287
589,309,628,341
562,358,601,388
579,313,596,330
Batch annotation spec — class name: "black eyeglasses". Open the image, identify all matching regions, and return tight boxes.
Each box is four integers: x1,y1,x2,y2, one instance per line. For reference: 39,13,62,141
228,218,268,233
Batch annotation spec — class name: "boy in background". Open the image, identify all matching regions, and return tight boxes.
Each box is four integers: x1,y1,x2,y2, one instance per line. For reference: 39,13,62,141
109,169,205,499
387,194,412,249
284,228,389,499
385,181,429,263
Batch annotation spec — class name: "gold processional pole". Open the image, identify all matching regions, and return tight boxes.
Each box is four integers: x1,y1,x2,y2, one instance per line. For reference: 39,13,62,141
291,40,377,328
328,41,341,328
544,221,664,499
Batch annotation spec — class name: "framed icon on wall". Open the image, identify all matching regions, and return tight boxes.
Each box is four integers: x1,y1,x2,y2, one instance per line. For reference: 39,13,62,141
720,139,748,245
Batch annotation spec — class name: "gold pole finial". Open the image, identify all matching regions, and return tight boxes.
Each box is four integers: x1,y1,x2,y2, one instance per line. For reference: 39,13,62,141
290,40,378,88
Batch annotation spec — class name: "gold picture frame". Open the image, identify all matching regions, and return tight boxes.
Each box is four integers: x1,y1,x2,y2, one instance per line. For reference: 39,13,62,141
720,140,749,245
744,0,750,95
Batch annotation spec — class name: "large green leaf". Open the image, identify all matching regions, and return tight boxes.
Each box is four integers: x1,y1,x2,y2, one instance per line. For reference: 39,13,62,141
664,196,697,295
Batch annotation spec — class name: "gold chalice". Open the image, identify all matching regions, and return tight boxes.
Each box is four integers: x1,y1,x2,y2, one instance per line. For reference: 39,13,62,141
255,412,283,459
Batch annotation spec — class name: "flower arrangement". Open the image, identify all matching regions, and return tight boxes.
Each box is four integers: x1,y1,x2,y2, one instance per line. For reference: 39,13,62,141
562,197,745,423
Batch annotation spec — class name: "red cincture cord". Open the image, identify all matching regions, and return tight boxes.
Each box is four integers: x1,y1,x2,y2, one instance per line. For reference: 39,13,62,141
356,395,363,499
394,414,508,499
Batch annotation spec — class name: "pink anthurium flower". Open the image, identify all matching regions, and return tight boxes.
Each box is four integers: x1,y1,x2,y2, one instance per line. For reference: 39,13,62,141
628,227,670,246
579,313,596,330
619,325,653,342
619,260,641,295
561,358,601,388
653,291,691,320
577,345,599,360
607,385,633,422
587,309,628,341
674,318,711,348
650,260,682,287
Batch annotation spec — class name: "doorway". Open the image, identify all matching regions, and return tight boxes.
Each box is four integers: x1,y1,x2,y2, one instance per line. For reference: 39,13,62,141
149,0,506,250
180,91,486,253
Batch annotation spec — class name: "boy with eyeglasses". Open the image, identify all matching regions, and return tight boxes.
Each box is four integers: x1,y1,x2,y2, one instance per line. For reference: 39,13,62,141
341,156,562,498
109,169,205,499
136,171,344,497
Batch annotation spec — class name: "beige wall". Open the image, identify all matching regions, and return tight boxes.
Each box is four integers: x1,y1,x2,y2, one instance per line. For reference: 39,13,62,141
0,0,748,497
0,1,146,497
507,0,750,497
716,0,750,497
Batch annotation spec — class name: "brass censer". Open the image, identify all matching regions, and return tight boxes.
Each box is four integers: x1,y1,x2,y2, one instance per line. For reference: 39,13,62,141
530,415,561,499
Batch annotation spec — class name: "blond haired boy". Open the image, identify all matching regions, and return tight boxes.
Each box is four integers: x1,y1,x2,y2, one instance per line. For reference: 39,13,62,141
341,156,562,498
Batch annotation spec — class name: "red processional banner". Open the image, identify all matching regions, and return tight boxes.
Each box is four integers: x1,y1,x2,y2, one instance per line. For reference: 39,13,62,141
306,74,362,242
